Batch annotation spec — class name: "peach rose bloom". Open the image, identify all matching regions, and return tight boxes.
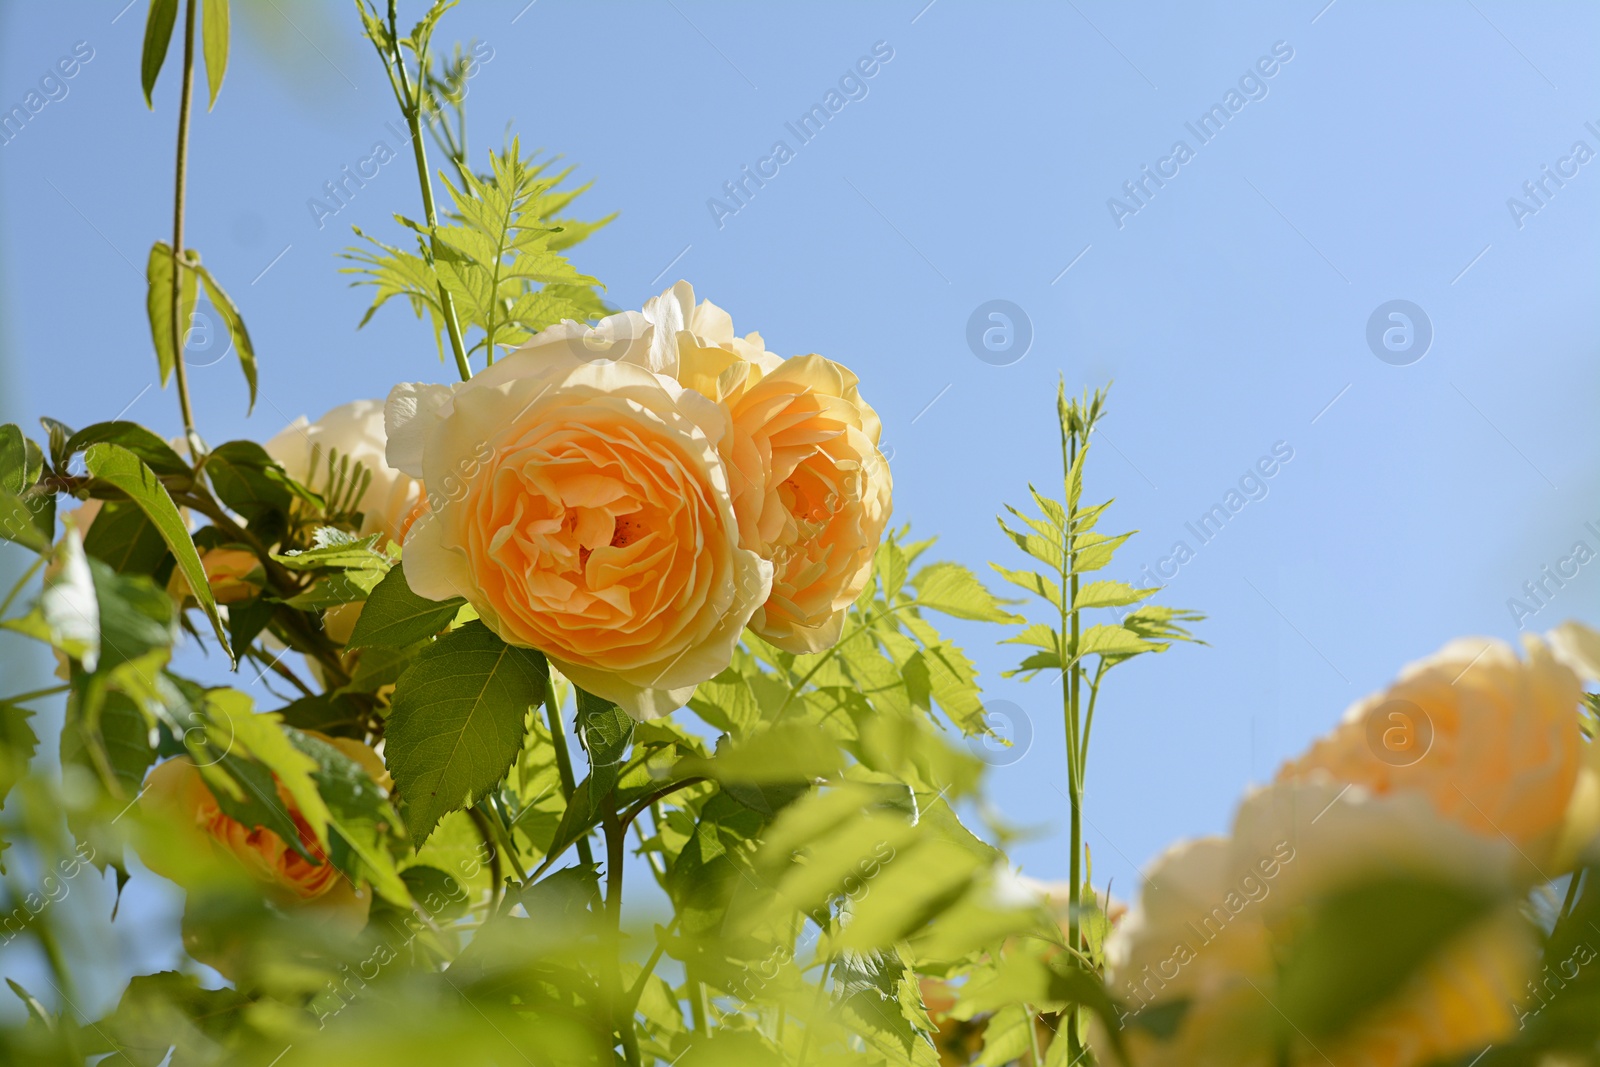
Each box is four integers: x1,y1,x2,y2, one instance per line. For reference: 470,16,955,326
167,546,263,605
1278,636,1583,873
265,399,421,545
140,737,382,928
385,348,771,719
517,281,892,653
1091,780,1536,1067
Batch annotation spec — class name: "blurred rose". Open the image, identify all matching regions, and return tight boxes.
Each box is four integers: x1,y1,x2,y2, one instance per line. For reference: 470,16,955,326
1278,636,1583,874
140,735,383,929
167,546,263,605
1092,779,1536,1067
265,399,421,544
385,347,771,719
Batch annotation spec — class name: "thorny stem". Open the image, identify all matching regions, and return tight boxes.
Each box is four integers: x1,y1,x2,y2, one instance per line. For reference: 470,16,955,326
170,0,201,458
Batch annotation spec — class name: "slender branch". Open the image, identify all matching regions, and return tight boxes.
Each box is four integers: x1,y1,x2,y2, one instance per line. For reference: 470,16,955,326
1062,401,1084,1063
602,799,642,1067
170,0,201,458
1,684,69,705
386,1,472,383
544,686,595,870
620,776,708,833
244,647,314,698
465,804,503,909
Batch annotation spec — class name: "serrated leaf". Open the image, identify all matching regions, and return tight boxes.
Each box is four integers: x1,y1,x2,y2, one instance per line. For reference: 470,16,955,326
1072,530,1132,573
1074,623,1154,661
386,621,546,846
347,562,464,648
1004,503,1060,543
1073,579,1156,610
998,518,1063,572
84,443,231,663
912,561,1021,623
989,563,1063,611
1001,622,1061,653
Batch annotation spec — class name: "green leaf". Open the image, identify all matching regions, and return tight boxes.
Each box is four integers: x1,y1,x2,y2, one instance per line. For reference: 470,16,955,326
84,443,231,662
0,425,34,494
0,487,51,553
386,621,547,847
202,440,294,539
1001,622,1061,653
199,689,330,842
574,688,634,798
687,667,761,736
0,703,39,812
82,501,169,576
1073,579,1156,610
200,0,229,108
189,256,256,412
286,728,408,905
62,688,155,802
911,562,1021,623
998,518,1063,572
145,242,197,387
881,538,909,601
1074,623,1154,662
1277,875,1504,1039
1072,530,1133,573
63,422,189,478
989,563,1063,611
140,0,179,108
347,562,464,648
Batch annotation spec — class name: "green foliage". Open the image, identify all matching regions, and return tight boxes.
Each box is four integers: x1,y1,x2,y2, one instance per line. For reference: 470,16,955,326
84,441,232,660
384,621,547,846
139,0,179,108
345,142,605,365
347,561,464,648
144,241,195,388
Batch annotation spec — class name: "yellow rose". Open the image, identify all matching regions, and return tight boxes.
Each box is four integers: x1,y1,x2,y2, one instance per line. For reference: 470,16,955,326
384,348,771,719
139,735,384,928
265,399,422,544
1092,780,1536,1067
167,546,263,605
1278,636,1583,874
518,282,892,653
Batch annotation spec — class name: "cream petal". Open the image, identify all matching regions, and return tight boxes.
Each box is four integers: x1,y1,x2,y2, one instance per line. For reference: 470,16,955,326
385,381,455,479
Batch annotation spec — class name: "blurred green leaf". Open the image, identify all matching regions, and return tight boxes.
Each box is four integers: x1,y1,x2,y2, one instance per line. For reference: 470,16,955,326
200,0,229,108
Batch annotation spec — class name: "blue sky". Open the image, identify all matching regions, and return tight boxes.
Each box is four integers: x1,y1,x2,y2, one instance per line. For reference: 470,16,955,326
2,0,1599,1012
